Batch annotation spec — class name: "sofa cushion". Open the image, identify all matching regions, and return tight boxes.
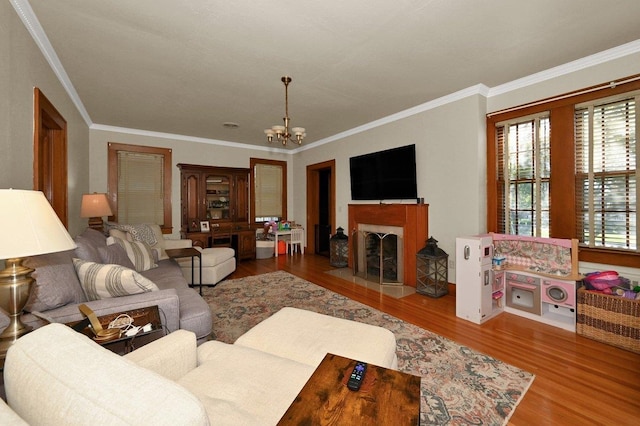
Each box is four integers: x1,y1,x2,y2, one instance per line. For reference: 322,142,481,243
176,247,235,268
4,324,209,426
73,258,159,301
23,250,86,312
181,340,315,425
109,236,157,272
141,259,188,290
98,243,135,269
234,307,398,369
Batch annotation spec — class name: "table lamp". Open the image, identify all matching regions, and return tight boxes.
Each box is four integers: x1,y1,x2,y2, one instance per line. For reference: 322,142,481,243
0,189,77,355
80,192,113,232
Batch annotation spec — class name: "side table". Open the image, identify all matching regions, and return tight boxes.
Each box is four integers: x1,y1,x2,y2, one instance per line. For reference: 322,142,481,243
67,305,164,355
278,353,421,425
166,247,203,294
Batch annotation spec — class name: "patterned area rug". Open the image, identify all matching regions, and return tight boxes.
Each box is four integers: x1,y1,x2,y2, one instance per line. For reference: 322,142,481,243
201,271,534,425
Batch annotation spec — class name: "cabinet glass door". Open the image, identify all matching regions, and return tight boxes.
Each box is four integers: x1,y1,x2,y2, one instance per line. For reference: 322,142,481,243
205,175,230,220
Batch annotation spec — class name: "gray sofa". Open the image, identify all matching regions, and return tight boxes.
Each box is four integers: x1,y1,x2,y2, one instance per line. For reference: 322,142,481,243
11,228,213,344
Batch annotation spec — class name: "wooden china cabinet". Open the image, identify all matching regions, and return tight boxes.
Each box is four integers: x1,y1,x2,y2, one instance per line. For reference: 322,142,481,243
177,164,255,260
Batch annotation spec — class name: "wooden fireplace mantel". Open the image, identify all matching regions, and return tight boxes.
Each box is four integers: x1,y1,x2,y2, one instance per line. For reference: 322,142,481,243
348,203,429,287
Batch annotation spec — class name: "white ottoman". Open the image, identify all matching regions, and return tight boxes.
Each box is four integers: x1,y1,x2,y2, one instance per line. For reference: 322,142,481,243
234,307,398,369
177,247,236,285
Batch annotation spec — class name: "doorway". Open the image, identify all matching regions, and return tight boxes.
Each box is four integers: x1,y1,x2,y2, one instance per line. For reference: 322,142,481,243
306,160,335,256
33,88,68,227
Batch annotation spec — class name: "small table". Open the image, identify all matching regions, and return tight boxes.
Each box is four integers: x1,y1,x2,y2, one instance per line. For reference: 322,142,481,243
271,229,291,257
67,305,164,355
165,247,203,294
271,228,304,257
278,353,421,425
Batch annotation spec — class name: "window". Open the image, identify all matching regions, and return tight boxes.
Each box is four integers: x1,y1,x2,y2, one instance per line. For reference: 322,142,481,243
496,114,550,237
250,158,287,224
575,95,637,251
487,75,640,267
108,143,172,232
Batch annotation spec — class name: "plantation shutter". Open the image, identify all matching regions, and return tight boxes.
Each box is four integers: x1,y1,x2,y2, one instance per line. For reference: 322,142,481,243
575,95,638,250
117,151,165,225
254,163,283,218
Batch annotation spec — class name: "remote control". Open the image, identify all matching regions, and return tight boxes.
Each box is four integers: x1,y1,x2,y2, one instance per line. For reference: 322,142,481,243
347,361,367,391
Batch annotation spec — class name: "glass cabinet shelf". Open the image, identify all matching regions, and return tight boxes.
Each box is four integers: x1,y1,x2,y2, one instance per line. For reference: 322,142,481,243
205,175,230,220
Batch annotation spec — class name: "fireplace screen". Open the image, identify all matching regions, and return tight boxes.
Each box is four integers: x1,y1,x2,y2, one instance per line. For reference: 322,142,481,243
353,224,404,286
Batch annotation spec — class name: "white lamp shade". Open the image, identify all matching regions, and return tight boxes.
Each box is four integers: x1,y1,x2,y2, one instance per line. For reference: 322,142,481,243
80,193,113,218
0,189,76,259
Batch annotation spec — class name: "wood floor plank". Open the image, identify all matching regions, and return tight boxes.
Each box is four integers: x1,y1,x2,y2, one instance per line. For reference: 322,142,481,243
229,254,640,425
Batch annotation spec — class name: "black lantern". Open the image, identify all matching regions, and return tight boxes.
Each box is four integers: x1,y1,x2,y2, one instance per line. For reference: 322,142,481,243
416,236,449,298
330,227,349,267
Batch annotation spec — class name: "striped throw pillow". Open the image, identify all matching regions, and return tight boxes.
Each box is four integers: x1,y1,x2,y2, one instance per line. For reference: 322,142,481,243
73,258,159,301
109,236,157,272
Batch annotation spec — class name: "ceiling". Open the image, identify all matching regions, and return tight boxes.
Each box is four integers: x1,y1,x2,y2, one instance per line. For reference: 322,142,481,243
23,0,640,150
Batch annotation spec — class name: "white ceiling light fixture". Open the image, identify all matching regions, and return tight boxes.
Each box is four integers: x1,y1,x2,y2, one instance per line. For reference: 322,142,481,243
264,76,306,146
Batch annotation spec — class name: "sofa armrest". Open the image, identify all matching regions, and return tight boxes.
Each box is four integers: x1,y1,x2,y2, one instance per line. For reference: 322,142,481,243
21,289,181,333
164,238,193,249
5,324,208,426
125,329,197,381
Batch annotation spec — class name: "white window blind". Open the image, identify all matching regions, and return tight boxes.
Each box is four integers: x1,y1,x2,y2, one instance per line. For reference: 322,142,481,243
117,151,165,225
254,163,283,219
496,113,550,237
575,94,638,250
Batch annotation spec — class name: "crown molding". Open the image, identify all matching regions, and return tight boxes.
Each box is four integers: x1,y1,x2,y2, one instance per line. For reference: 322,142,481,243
488,39,640,97
293,84,491,153
90,124,290,154
11,0,92,127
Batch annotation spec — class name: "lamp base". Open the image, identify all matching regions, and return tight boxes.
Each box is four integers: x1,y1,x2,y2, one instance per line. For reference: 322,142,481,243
87,216,104,232
0,258,34,357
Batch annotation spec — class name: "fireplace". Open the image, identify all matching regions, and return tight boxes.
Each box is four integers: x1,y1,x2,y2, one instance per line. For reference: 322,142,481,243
354,224,404,285
348,204,428,288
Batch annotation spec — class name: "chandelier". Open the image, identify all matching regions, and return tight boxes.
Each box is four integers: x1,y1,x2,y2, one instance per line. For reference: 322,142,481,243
264,76,306,145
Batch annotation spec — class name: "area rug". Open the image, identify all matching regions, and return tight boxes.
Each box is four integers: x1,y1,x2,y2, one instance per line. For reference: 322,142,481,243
201,271,534,425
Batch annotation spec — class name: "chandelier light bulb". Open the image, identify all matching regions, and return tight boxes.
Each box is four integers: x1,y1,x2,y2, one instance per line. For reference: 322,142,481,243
264,129,275,142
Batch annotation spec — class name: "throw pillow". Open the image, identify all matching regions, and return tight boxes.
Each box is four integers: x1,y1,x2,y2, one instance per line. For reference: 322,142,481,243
98,244,136,270
73,235,102,263
72,258,159,301
23,250,86,312
77,228,108,249
109,236,157,272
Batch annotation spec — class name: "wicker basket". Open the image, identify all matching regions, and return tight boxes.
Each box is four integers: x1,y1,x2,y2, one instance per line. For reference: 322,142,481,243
576,288,640,354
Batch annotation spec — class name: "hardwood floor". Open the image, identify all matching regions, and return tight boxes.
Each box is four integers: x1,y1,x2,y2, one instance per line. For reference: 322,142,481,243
229,254,640,425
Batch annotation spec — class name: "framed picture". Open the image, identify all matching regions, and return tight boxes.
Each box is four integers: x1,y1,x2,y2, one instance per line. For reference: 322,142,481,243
188,218,199,232
200,221,210,232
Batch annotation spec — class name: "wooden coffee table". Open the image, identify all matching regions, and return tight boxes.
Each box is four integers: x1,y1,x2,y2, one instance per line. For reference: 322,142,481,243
278,353,421,425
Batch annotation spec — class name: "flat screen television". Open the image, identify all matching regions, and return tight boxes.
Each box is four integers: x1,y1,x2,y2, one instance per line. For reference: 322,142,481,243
349,144,418,201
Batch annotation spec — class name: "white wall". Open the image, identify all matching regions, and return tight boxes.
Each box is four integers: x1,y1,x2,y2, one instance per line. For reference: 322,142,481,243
89,128,291,238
